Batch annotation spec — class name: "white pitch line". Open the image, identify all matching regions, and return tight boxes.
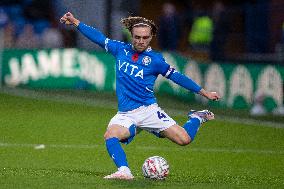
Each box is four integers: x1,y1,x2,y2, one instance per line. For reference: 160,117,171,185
0,143,100,149
0,142,283,155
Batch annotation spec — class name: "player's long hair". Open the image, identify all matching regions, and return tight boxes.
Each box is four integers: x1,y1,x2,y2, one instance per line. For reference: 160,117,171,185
121,16,157,36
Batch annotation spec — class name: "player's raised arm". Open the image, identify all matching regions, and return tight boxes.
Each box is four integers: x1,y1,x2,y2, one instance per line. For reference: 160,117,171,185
60,12,107,49
161,64,220,101
168,71,220,101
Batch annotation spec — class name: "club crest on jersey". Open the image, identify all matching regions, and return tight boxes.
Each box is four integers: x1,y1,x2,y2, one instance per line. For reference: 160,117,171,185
142,56,151,66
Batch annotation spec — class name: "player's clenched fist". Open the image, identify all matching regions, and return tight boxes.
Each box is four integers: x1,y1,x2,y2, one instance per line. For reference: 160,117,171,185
60,12,80,27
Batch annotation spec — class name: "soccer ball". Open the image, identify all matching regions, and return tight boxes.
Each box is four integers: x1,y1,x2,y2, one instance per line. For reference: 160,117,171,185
142,156,169,180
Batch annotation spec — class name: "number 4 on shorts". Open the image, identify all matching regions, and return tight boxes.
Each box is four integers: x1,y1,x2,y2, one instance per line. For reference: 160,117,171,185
157,111,167,119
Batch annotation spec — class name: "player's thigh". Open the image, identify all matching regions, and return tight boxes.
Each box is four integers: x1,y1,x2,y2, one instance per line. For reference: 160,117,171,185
160,124,190,146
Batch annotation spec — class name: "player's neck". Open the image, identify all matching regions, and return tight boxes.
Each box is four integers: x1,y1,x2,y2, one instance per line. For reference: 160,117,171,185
132,45,148,53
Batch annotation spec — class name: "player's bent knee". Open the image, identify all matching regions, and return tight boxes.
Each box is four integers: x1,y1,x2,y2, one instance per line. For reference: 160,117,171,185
177,134,191,146
178,138,191,146
162,125,191,146
104,129,119,140
103,130,113,140
104,125,130,140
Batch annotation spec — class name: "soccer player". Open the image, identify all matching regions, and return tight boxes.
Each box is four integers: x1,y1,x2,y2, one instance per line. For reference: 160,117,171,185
60,12,220,180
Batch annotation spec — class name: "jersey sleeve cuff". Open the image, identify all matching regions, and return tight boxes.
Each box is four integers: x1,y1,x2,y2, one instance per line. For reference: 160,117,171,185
161,65,171,77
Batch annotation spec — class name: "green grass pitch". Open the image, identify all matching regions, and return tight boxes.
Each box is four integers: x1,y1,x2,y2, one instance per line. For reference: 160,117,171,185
0,91,284,188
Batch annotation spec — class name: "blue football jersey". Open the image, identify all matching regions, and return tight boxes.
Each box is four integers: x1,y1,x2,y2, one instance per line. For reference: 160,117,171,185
105,39,169,112
77,22,202,112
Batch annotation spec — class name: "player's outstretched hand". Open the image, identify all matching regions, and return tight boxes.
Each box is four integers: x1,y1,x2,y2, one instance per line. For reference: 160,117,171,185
199,89,220,101
60,12,80,27
206,91,220,101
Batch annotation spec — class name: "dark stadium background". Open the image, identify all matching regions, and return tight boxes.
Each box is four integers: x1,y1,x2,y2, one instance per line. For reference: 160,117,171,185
0,1,283,188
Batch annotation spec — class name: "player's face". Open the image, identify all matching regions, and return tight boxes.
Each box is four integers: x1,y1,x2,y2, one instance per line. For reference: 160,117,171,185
132,26,152,52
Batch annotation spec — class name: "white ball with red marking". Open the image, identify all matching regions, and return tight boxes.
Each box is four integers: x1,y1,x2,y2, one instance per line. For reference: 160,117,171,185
142,156,169,180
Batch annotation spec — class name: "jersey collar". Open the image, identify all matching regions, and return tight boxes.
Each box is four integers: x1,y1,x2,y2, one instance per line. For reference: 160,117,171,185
131,45,152,53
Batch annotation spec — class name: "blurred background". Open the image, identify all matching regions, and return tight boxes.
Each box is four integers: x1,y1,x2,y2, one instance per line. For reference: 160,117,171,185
1,2,283,187
0,0,283,118
0,0,284,62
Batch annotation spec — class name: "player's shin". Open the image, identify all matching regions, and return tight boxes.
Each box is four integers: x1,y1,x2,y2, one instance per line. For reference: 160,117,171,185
182,118,201,142
105,137,129,168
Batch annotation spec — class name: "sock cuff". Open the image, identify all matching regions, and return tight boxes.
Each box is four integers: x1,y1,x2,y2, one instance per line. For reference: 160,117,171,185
105,137,119,145
189,117,202,124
